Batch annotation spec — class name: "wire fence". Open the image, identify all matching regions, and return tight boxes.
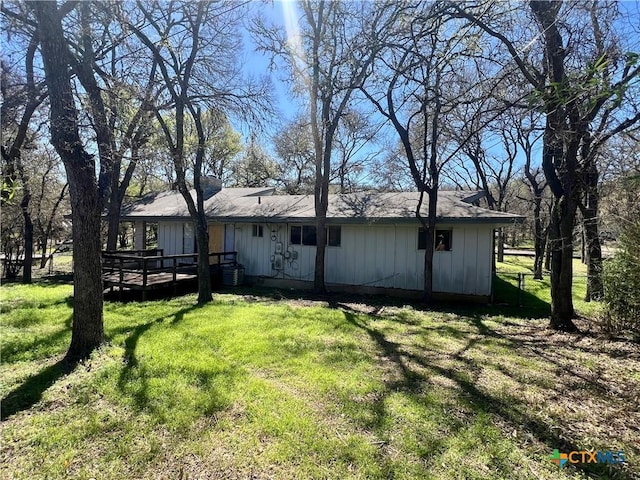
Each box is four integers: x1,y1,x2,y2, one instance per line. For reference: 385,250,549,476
1,253,74,281
494,271,589,308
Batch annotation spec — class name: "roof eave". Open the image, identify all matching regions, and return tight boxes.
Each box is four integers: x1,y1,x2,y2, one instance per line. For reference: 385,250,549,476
202,215,525,225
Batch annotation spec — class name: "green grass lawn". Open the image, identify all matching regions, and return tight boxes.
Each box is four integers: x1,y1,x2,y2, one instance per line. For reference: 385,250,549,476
495,256,604,319
1,281,638,479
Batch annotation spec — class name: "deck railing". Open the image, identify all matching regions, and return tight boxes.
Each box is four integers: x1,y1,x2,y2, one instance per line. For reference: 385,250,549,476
102,250,238,290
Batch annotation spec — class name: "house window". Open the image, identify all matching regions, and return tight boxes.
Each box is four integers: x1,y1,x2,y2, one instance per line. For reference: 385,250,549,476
290,225,302,245
418,228,452,251
435,229,452,251
327,226,341,247
252,225,264,237
418,228,427,250
290,225,317,246
302,225,317,245
183,222,195,254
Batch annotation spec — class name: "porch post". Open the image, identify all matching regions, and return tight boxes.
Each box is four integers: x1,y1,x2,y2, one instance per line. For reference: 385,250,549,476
134,221,146,250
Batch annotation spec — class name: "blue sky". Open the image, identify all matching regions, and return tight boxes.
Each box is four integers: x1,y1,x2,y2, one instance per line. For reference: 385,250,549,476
3,1,638,188
241,1,302,130
236,0,640,188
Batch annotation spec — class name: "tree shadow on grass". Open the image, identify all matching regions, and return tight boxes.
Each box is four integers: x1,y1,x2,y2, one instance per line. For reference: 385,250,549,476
0,275,73,287
111,304,201,367
110,302,243,428
1,312,80,420
103,279,200,303
1,357,76,421
113,303,206,414
2,314,73,364
339,307,636,479
226,283,552,322
1,303,200,422
34,274,74,285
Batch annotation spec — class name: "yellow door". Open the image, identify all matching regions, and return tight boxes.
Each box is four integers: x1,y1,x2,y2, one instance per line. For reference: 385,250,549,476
208,224,224,264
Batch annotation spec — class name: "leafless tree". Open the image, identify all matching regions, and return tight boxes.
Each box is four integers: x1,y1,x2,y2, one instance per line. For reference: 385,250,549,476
127,0,270,303
361,2,492,301
445,106,520,263
1,24,47,283
331,109,384,193
231,133,277,187
453,0,640,331
27,1,106,360
272,117,315,194
253,0,401,292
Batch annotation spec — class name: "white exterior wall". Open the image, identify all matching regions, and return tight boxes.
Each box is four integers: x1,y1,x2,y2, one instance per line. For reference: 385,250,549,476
157,221,194,255
233,222,494,296
232,223,276,277
431,225,493,295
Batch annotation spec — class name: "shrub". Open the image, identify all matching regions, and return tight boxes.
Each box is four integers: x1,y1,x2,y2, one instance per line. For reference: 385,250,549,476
602,190,640,338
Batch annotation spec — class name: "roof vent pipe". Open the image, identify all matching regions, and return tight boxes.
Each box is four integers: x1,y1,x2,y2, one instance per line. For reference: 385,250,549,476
258,196,261,204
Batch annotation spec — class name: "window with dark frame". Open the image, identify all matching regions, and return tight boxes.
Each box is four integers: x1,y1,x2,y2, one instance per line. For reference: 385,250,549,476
327,226,341,247
289,225,342,246
252,224,264,237
418,228,452,251
290,225,302,245
435,229,452,251
302,225,317,245
418,227,427,250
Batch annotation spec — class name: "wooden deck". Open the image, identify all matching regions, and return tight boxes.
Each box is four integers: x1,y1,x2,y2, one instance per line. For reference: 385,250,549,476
102,271,198,288
102,250,237,300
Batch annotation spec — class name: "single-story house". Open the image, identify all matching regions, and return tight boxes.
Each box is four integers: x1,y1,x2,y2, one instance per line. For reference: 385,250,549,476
118,182,523,300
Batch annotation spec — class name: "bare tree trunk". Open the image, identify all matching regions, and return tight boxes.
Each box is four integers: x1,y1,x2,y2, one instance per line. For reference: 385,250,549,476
544,229,551,271
531,1,581,332
581,222,586,263
314,215,327,293
32,1,104,361
313,142,331,293
21,208,34,283
106,202,121,252
420,190,437,303
194,216,211,302
532,197,544,279
67,187,104,359
175,176,212,304
496,228,504,263
39,183,68,268
584,217,603,301
583,164,603,301
16,160,33,283
548,196,579,331
21,211,33,284
189,127,213,304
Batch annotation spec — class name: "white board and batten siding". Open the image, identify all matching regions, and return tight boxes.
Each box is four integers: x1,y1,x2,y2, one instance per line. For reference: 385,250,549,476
157,221,195,255
431,225,493,296
232,222,494,296
232,223,274,277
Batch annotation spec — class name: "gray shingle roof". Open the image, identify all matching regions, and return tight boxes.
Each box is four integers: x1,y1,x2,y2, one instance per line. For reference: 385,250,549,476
120,188,523,225
120,187,275,218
